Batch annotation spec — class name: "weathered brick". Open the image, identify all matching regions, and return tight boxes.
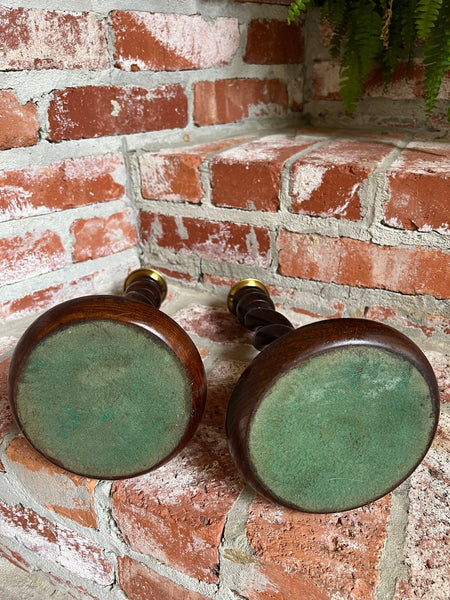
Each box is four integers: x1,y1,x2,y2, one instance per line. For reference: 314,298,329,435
0,8,108,70
288,76,304,111
0,155,124,222
245,19,304,64
312,61,342,101
46,574,101,600
0,359,14,445
174,304,252,344
112,11,239,71
0,499,113,583
48,85,188,141
112,360,244,583
313,61,427,101
425,352,450,404
139,139,246,204
246,495,391,600
290,138,396,219
6,436,98,529
211,134,324,211
277,231,450,299
140,212,271,267
0,542,31,572
0,90,39,150
118,556,210,600
394,414,450,600
193,78,288,126
0,262,139,324
229,557,327,600
0,230,66,286
364,306,450,341
71,209,137,262
385,141,450,233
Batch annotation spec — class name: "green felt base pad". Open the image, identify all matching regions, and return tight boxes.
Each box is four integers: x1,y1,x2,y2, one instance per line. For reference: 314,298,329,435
249,346,435,512
16,320,191,478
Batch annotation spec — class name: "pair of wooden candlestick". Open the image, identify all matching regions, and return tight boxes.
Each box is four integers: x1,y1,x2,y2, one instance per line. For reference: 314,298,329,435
8,269,439,513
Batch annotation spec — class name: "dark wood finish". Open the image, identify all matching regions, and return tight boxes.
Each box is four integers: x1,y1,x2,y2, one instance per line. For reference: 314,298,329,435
8,269,206,479
226,280,440,512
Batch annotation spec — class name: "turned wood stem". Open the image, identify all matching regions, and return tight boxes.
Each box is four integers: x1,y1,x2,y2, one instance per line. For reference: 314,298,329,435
123,268,167,309
228,280,294,351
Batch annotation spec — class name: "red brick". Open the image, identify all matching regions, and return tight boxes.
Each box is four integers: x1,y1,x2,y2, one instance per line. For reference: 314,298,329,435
277,231,450,299
0,230,66,286
71,209,137,262
234,558,327,600
211,134,324,211
425,352,450,404
112,360,244,583
0,359,14,445
0,155,124,222
246,495,391,600
118,557,210,600
48,85,188,141
245,19,304,64
6,436,98,529
0,499,113,583
0,542,31,572
174,304,251,344
47,574,100,600
290,138,396,219
193,78,288,126
140,212,271,267
0,90,39,150
385,141,450,233
112,11,239,71
288,76,304,111
394,414,450,600
364,62,425,99
312,61,428,101
364,305,450,341
139,139,246,204
0,263,138,324
312,62,342,100
0,8,108,70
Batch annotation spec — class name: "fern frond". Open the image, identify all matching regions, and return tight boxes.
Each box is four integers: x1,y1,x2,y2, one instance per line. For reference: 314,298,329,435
401,0,419,53
422,0,450,114
415,0,443,39
288,0,314,24
321,0,350,57
322,0,348,29
340,56,365,112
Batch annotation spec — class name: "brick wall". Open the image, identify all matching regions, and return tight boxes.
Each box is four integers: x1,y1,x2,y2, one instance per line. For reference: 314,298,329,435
0,1,449,599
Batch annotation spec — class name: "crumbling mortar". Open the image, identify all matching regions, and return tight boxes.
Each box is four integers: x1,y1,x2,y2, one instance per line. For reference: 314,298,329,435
374,479,411,600
217,486,257,600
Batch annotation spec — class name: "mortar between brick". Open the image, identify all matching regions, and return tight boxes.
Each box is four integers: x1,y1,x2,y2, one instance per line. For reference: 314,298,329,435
374,481,410,600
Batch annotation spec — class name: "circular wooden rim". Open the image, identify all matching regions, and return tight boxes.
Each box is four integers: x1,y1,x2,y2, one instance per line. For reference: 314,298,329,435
8,295,206,480
226,318,440,512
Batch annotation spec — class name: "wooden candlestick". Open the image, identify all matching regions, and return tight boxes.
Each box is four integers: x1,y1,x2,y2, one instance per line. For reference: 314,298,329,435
226,279,440,513
8,269,206,480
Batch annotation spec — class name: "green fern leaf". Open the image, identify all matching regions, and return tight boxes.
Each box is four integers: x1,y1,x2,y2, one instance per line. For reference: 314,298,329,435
338,0,384,112
416,0,443,39
422,0,450,114
401,0,419,53
288,0,314,24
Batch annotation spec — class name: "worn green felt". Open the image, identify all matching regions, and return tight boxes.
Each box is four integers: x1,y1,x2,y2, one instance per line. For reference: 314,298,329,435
16,320,191,478
248,346,435,512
